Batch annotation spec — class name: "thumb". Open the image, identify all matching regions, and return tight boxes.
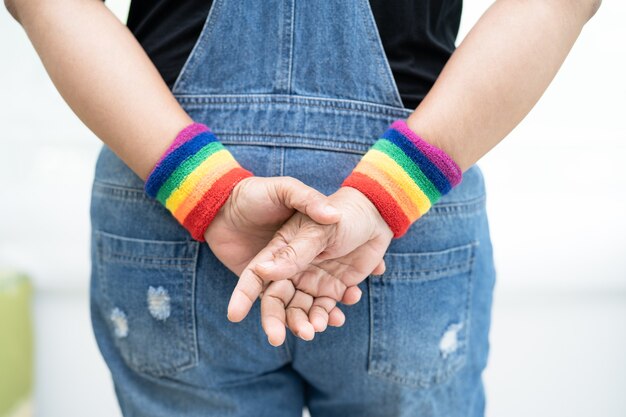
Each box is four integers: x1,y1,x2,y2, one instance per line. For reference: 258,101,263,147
227,267,266,323
271,177,341,225
227,238,286,323
255,216,333,282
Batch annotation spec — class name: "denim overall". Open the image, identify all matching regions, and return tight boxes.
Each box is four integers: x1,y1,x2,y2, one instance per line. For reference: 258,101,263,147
89,1,496,416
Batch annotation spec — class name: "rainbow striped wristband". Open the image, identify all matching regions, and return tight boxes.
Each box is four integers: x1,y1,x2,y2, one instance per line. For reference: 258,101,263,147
144,122,253,242
341,119,462,238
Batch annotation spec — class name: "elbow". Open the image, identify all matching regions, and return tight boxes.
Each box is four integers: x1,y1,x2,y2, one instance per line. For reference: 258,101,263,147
586,0,601,20
550,0,602,23
575,0,601,22
4,0,18,20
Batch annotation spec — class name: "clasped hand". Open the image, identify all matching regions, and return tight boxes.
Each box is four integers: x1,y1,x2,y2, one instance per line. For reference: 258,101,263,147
203,176,393,346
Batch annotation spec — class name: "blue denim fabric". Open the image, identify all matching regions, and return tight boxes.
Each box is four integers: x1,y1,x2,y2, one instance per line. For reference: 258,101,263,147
89,1,496,416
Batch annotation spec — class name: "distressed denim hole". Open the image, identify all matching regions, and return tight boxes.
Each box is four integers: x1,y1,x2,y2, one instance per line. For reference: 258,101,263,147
368,242,476,388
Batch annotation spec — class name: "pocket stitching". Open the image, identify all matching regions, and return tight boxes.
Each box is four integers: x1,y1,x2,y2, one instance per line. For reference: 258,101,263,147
368,241,478,388
101,258,196,268
94,230,200,377
380,263,471,281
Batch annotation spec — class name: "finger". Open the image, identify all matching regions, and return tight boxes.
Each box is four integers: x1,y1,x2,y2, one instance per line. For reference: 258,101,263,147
311,242,386,290
308,296,337,332
261,280,296,347
256,222,333,281
272,177,341,225
228,239,288,322
341,285,362,305
291,267,348,301
227,268,266,323
371,259,386,275
285,291,315,341
328,306,346,327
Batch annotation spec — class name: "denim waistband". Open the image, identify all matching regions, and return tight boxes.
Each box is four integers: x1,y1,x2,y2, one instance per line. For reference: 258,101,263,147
176,94,413,154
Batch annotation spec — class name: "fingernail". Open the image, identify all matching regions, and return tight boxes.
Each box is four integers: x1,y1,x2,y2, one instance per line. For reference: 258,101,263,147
268,336,279,347
258,261,275,270
323,205,339,216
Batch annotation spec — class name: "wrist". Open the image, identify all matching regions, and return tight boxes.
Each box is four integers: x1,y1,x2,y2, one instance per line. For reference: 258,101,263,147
405,113,467,173
341,118,462,238
144,122,253,242
332,186,393,240
203,176,252,243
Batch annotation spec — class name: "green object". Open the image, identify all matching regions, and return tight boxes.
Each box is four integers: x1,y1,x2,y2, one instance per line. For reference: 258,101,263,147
0,270,33,417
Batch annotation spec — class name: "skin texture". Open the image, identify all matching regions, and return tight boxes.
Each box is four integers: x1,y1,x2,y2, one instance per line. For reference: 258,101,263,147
228,186,393,345
203,176,374,345
406,0,602,171
6,0,191,181
6,0,600,345
4,0,362,339
229,0,602,342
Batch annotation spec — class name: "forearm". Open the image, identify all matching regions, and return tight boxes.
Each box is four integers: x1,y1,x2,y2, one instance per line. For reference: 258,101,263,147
7,0,192,180
407,0,600,172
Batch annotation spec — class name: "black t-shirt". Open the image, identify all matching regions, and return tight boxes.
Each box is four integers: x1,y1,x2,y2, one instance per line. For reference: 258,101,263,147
125,0,462,110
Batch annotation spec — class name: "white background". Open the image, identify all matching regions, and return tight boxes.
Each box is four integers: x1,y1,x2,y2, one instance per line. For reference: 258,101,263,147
0,0,625,416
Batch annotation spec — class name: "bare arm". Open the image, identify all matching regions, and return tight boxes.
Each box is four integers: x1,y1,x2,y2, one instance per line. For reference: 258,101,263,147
5,0,192,180
407,0,601,172
227,0,603,326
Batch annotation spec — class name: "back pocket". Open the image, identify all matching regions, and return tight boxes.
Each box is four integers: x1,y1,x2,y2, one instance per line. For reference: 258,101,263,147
94,230,200,377
368,242,477,388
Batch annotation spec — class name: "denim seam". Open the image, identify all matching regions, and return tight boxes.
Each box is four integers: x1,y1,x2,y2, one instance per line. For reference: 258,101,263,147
271,146,279,177
100,259,195,269
367,241,477,388
187,240,201,372
220,139,369,155
220,137,371,154
93,230,200,377
182,102,410,120
286,0,295,94
358,0,404,107
175,93,413,116
376,264,471,281
95,232,109,301
96,230,195,246
432,195,486,209
461,241,478,377
93,180,486,216
279,147,286,177
367,275,382,374
102,252,196,260
429,197,486,215
219,131,374,146
276,0,290,93
385,242,476,258
103,250,197,257
171,0,223,93
92,182,153,202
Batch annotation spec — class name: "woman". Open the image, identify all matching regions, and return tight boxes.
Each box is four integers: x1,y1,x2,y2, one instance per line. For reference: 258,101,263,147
5,0,600,416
